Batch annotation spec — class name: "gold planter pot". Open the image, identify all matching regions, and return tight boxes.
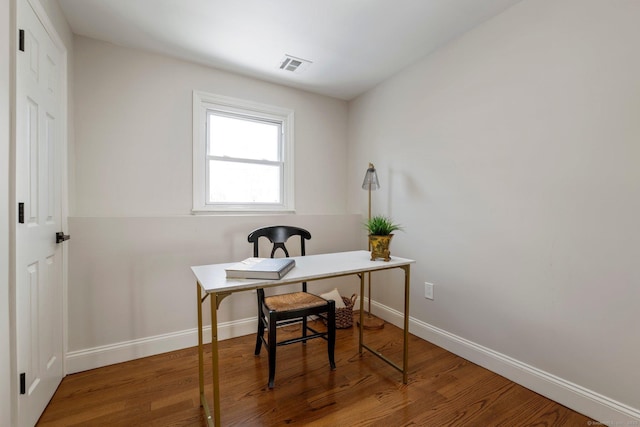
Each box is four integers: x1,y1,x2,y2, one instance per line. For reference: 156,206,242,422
369,234,394,261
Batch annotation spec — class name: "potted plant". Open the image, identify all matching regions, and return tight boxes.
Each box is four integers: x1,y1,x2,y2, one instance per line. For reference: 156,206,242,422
364,215,403,261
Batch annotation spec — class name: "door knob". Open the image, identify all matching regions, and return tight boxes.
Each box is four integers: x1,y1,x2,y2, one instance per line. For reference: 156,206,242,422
55,232,70,244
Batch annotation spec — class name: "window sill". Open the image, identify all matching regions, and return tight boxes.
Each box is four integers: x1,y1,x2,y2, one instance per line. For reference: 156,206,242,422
191,208,296,216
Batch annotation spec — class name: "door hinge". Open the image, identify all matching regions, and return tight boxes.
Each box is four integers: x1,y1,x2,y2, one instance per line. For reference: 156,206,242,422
18,202,24,223
20,373,26,395
19,29,25,52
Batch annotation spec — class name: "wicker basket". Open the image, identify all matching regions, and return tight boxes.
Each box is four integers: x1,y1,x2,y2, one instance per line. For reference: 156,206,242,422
335,294,357,329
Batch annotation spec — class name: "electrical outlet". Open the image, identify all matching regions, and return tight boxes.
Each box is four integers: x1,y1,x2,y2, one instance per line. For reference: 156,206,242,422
424,282,434,300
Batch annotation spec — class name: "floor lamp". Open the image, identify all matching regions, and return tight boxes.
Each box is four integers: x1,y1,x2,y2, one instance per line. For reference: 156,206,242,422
359,163,385,330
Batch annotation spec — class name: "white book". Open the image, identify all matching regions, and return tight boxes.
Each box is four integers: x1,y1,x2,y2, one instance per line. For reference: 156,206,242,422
225,257,296,280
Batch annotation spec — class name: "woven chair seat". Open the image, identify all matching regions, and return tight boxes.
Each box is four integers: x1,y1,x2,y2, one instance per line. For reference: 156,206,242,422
264,292,327,312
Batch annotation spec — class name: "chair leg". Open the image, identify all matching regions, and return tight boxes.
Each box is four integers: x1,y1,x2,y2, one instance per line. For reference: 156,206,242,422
302,315,308,344
328,301,336,370
268,312,277,389
254,315,264,356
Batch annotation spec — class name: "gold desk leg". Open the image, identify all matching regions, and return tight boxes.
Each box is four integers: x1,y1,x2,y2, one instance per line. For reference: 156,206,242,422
197,284,214,426
359,272,365,354
210,292,221,427
402,265,411,384
197,284,219,426
197,283,205,399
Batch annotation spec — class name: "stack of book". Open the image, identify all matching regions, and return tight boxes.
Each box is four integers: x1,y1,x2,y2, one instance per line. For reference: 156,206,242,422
225,257,296,280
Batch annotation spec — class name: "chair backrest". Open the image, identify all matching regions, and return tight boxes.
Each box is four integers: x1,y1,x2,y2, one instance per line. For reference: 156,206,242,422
248,226,312,292
247,225,311,258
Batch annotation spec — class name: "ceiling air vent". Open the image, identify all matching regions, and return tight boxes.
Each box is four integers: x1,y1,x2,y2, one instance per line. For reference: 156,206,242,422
279,55,312,73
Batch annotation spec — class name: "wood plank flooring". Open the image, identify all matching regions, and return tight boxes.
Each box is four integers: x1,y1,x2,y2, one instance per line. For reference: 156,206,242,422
38,316,594,426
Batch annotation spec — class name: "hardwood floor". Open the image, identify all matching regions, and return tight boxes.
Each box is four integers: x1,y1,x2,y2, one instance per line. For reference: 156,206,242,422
38,317,594,426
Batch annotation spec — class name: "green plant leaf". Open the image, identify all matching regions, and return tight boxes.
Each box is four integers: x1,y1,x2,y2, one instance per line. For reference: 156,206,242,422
364,215,403,235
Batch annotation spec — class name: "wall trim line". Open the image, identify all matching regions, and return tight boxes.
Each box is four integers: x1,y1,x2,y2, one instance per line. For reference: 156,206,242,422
65,317,256,374
66,299,639,425
370,301,640,425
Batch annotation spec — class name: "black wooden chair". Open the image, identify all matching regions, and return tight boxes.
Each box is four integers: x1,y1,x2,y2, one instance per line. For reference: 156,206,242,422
248,225,336,389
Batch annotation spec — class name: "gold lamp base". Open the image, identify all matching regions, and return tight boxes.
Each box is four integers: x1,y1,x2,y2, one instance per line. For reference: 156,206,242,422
357,313,385,330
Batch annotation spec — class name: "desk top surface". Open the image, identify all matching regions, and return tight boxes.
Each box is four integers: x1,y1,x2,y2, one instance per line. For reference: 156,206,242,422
191,250,415,294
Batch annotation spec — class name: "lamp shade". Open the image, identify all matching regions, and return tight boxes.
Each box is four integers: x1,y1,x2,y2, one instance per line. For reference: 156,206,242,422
361,163,380,191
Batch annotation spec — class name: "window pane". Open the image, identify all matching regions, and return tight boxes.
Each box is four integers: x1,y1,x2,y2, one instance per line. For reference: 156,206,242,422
208,113,280,161
208,160,281,204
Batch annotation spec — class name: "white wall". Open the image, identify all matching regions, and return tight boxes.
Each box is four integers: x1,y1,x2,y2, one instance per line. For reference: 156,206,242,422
72,37,349,217
68,37,361,371
348,0,640,423
1,0,13,424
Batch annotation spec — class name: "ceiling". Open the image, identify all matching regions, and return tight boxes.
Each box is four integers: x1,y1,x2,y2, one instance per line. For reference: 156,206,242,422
57,0,522,100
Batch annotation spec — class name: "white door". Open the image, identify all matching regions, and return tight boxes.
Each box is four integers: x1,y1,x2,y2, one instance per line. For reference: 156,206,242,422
15,0,66,425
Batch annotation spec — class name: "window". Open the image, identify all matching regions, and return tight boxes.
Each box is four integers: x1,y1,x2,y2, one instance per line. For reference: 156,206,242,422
193,91,294,213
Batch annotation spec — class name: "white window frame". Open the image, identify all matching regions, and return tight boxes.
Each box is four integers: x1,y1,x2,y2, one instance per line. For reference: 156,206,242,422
192,91,295,213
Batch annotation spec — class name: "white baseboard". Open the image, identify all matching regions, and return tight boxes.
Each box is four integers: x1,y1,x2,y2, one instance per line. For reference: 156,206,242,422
370,300,640,426
66,300,640,425
65,317,257,374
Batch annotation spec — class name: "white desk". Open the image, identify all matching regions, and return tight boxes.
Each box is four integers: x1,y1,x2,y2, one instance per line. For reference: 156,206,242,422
191,250,415,427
